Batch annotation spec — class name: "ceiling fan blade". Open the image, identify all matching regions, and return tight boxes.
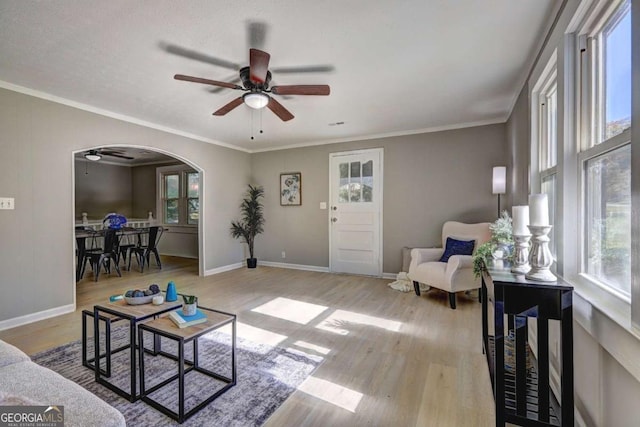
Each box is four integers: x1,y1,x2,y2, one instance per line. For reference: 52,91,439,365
209,76,242,93
271,85,330,96
247,21,268,50
160,42,240,70
213,97,244,116
102,152,134,160
267,96,294,122
249,48,270,84
175,74,242,90
271,65,335,74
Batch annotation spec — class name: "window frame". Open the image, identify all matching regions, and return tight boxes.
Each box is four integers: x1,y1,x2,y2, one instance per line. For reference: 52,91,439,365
156,165,200,230
576,0,632,299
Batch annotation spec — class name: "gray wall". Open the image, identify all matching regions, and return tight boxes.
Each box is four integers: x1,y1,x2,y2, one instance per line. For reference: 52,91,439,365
131,162,178,219
505,85,530,207
251,124,507,273
0,87,250,322
75,160,132,219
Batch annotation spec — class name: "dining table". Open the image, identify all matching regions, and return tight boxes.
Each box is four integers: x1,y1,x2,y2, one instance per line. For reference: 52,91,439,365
75,226,149,282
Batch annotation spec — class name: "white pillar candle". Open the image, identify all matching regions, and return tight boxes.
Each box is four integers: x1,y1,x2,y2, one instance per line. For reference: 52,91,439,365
529,194,549,226
512,205,530,235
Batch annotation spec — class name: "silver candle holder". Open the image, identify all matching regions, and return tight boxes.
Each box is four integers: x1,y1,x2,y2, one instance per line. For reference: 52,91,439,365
511,234,531,274
525,225,556,282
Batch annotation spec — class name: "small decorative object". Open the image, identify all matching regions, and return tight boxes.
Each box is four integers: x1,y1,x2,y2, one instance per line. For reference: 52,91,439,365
123,284,161,305
82,212,88,225
148,211,154,222
230,185,265,268
166,281,178,302
526,194,556,282
511,205,531,274
280,172,301,206
182,294,197,316
152,295,164,305
102,213,127,230
489,210,514,260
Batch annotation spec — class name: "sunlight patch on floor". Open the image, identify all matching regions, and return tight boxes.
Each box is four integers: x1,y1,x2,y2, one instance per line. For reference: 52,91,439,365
315,309,402,335
236,322,288,347
251,297,328,325
298,376,363,413
291,340,331,355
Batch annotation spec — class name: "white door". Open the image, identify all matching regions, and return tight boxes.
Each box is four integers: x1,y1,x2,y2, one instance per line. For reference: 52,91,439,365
329,148,383,276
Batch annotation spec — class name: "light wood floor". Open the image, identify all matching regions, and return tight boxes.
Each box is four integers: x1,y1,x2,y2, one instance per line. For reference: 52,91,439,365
0,256,495,426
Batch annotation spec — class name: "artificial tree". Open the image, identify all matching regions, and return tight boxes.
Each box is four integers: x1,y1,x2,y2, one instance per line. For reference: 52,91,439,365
230,184,265,268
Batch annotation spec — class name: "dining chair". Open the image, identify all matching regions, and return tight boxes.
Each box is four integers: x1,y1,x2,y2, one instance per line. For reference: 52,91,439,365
83,229,122,281
117,227,139,267
128,226,164,272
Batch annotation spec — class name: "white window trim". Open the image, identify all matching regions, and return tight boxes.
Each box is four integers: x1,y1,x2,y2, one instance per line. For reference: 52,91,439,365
156,164,199,233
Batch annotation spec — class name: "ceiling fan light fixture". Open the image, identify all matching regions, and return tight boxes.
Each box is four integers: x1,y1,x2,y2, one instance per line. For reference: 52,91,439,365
84,152,102,161
243,92,269,109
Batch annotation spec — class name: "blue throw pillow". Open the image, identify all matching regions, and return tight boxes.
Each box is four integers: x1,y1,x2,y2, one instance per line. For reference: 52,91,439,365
439,237,475,263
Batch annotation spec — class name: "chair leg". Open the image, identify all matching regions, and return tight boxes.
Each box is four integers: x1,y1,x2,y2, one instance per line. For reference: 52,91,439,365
448,292,457,309
111,254,122,277
413,281,421,296
152,249,162,269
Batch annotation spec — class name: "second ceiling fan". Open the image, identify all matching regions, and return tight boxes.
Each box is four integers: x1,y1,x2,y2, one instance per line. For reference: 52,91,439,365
174,48,330,122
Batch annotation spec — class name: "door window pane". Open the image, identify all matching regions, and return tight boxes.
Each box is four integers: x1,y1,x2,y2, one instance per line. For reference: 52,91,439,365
603,1,631,140
339,163,349,202
350,162,361,178
585,144,631,294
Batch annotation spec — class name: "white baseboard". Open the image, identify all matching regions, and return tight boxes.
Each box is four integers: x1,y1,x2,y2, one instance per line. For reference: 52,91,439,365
204,262,243,276
382,272,397,279
259,261,330,273
0,303,75,332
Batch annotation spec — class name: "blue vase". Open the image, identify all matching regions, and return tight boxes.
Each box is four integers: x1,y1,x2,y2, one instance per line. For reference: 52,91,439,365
166,281,177,302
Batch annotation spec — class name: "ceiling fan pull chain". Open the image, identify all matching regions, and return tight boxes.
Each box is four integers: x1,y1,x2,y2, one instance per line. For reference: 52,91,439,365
250,109,255,140
260,109,263,135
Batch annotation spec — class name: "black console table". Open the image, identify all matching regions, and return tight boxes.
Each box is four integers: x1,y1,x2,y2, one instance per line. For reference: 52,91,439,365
481,262,573,426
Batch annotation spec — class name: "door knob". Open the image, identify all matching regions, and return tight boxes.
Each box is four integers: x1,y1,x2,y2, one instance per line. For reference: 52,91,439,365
331,217,338,222
332,206,337,211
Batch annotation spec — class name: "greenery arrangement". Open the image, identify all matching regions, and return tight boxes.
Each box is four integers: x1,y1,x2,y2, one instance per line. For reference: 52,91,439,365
472,210,514,278
182,294,197,305
230,184,265,261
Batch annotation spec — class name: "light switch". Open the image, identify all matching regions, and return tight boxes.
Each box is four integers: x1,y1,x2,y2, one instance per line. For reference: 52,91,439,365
320,202,327,210
0,197,15,210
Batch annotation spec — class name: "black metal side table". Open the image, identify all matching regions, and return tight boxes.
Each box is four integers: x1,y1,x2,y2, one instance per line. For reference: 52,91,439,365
481,262,573,426
138,306,237,424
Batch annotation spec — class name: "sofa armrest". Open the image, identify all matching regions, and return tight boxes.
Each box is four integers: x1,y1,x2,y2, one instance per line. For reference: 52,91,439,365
445,254,474,282
408,248,444,274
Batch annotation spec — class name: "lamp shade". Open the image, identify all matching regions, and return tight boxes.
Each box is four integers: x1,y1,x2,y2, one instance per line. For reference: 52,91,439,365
492,166,506,194
84,152,102,161
243,92,269,109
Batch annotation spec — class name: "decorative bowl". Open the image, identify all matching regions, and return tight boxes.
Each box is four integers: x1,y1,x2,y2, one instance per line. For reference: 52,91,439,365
124,294,155,305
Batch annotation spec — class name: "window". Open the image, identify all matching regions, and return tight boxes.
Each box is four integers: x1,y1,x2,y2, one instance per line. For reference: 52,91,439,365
579,0,631,296
533,55,558,256
158,166,200,227
338,160,373,203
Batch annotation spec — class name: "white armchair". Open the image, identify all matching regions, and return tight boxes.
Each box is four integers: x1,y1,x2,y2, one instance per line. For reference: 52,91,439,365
408,221,491,309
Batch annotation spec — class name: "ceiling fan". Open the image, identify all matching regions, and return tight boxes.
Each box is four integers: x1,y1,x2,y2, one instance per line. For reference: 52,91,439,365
174,48,330,122
83,149,134,161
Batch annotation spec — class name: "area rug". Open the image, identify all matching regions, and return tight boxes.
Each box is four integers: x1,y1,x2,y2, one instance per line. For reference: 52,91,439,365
32,327,323,426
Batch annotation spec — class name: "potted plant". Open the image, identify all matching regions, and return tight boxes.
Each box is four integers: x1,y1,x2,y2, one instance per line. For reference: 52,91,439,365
182,294,197,316
473,211,515,278
230,184,265,268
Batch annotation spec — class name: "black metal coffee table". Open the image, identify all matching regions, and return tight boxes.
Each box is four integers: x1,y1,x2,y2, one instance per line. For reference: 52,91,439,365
137,306,237,423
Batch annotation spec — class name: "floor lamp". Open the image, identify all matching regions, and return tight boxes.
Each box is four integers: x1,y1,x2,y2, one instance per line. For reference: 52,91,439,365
492,166,506,218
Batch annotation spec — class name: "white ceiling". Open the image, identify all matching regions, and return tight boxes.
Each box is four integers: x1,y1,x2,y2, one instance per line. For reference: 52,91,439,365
0,0,555,153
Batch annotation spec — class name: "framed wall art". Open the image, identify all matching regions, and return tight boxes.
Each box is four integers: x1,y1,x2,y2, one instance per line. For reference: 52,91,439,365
280,172,302,206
